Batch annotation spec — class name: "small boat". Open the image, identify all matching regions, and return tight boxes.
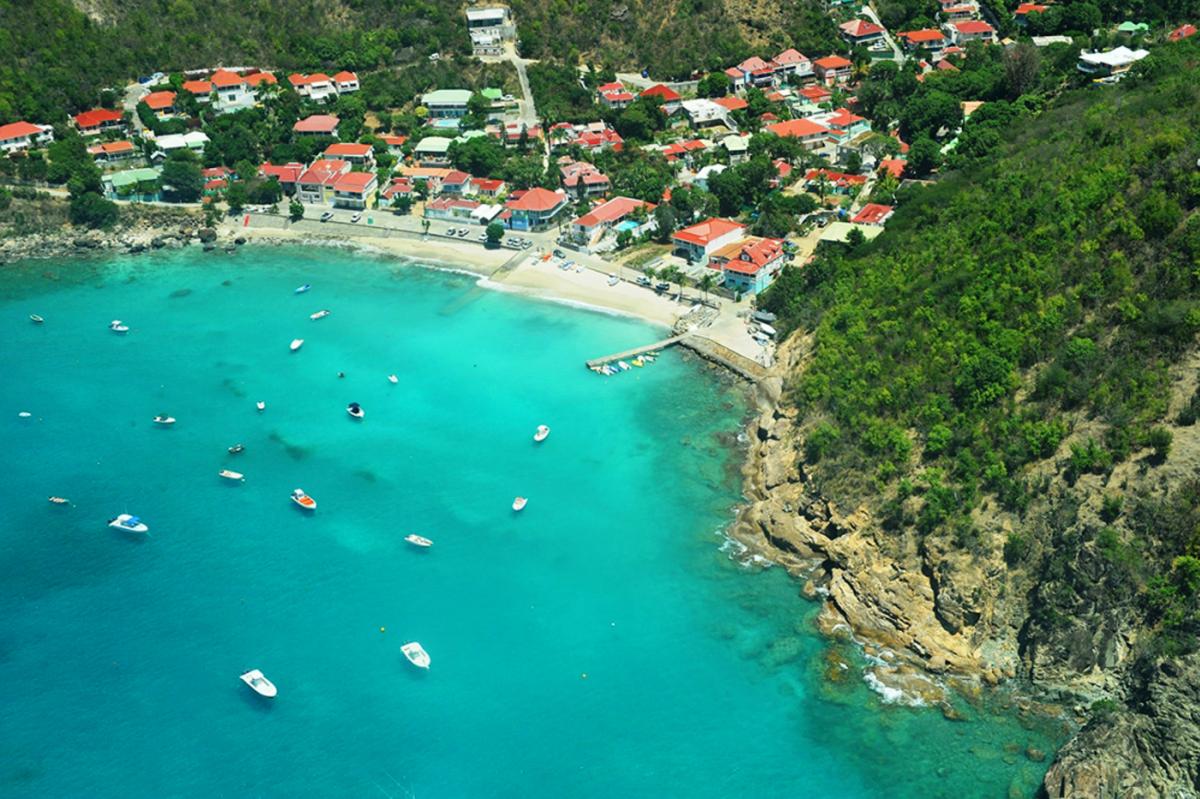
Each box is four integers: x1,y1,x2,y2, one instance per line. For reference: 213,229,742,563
108,514,149,533
290,488,316,511
310,309,330,320
290,339,304,352
512,496,527,512
617,361,631,371
17,411,31,418
401,642,431,669
109,320,129,333
346,402,364,420
153,415,176,425
239,669,277,698
30,314,44,324
256,401,266,412
631,357,644,367
387,374,399,384
405,534,433,548
48,496,70,505
533,425,550,443
294,284,311,294
607,274,619,286
228,443,245,454
219,469,245,482
757,322,777,337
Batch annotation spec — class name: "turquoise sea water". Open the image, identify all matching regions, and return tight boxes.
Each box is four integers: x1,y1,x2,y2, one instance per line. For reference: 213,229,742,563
0,247,1063,798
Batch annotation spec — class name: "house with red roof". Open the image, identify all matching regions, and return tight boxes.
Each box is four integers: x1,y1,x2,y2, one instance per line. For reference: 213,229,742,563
73,108,125,136
440,170,473,196
813,55,854,86
470,177,506,198
804,168,868,195
380,176,415,208
294,115,341,137
878,157,906,179
840,19,886,45
333,71,360,94
770,158,794,189
0,121,54,154
948,19,996,43
640,84,682,114
797,84,833,107
86,139,137,164
142,91,177,116
296,158,352,204
672,218,748,265
820,108,870,137
560,158,610,197
709,237,786,294
713,96,749,113
323,142,374,167
1168,23,1198,41
898,28,947,51
773,48,813,78
661,138,709,164
505,187,569,230
290,73,337,102
941,3,979,21
850,203,895,226
332,171,377,210
424,196,483,223
380,134,408,155
181,79,213,103
766,118,833,149
569,196,656,251
259,162,305,194
599,89,636,110
210,70,276,114
1013,3,1048,24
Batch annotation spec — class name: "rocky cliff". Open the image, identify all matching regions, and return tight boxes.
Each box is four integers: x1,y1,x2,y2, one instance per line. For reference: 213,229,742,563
735,335,1200,796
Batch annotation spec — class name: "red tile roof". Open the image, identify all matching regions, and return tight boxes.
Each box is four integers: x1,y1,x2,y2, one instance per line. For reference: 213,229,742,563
851,203,894,225
293,114,340,134
297,159,350,186
640,84,681,103
87,140,135,156
143,91,176,111
73,108,124,128
244,72,277,87
774,48,808,65
840,19,885,38
1169,23,1198,41
826,108,866,127
1014,2,1048,13
673,217,746,246
381,135,408,147
602,91,636,102
210,70,245,88
182,79,213,95
766,118,831,139
324,142,373,157
333,71,358,83
737,56,773,72
799,85,832,102
814,55,853,70
879,158,905,178
381,177,413,199
713,96,749,112
506,187,566,212
259,162,305,183
596,81,625,93
760,112,779,122
471,177,505,192
202,166,233,179
0,121,45,140
332,171,376,193
712,237,784,275
953,20,995,33
443,170,470,185
574,196,654,228
899,28,946,44
803,168,867,187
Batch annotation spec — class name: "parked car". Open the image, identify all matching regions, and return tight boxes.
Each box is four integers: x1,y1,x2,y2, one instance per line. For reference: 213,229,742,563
553,249,565,258
446,227,456,236
636,276,652,287
457,228,468,237
320,211,334,222
350,212,362,223
477,232,488,242
655,281,670,292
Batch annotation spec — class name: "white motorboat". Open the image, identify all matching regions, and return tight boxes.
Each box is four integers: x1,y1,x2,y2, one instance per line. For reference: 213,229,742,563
346,402,364,420
30,314,44,324
109,320,129,333
405,534,433,548
512,496,528,512
290,488,316,511
219,469,245,482
310,309,330,320
290,338,304,352
228,443,245,454
256,401,266,412
533,425,550,443
153,415,176,426
239,669,277,698
48,496,70,505
108,514,149,533
387,374,399,384
617,361,631,371
17,411,31,418
401,642,431,669
294,284,312,294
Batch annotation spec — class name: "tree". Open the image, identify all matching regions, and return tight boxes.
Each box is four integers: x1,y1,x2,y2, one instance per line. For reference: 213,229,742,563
697,72,731,98
653,203,677,243
486,221,505,247
1003,43,1042,99
421,218,431,238
616,229,633,249
226,181,248,214
161,151,204,203
392,194,412,215
845,151,863,174
906,136,941,178
899,90,962,141
69,192,119,229
247,177,283,205
698,272,716,303
450,136,507,176
288,199,304,222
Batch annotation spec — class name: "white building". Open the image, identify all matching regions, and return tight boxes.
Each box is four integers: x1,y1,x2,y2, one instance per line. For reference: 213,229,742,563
466,7,515,55
0,121,53,154
422,89,474,118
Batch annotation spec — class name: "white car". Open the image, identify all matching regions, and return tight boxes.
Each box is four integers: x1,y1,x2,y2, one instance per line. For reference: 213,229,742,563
319,211,333,222
350,212,362,223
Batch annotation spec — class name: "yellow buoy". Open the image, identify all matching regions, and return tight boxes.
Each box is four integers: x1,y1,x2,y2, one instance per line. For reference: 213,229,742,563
379,626,386,633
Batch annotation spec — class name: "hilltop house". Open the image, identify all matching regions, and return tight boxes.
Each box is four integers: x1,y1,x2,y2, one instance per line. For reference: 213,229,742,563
898,28,947,53
947,20,997,43
181,79,213,103
293,115,340,137
414,136,453,167
422,89,473,118
671,218,747,265
73,108,125,136
466,7,515,55
813,55,854,85
142,91,177,117
0,121,53,153
211,70,276,114
840,18,886,45
850,203,895,226
773,48,813,79
640,84,682,114
87,140,137,165
708,237,786,294
290,73,337,102
560,159,611,197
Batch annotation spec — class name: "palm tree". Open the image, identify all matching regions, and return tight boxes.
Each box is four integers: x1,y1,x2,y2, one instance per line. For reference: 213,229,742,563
663,265,685,303
421,219,430,239
698,272,716,305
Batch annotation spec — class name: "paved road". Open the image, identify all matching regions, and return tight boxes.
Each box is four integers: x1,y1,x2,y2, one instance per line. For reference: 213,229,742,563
863,5,906,64
480,42,539,128
122,82,148,133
